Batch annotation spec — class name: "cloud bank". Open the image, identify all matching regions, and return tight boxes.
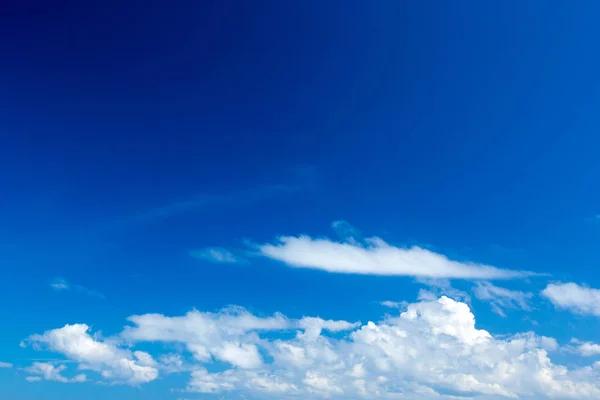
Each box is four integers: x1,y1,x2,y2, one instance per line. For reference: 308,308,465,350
22,297,600,399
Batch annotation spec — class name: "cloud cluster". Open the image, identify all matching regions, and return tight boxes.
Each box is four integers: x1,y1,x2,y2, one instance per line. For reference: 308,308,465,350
23,297,600,399
25,324,158,385
121,307,356,370
258,235,529,279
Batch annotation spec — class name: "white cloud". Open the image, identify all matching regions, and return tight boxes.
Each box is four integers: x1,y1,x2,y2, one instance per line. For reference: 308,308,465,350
474,282,533,317
25,324,157,385
258,234,529,279
187,297,600,399
542,282,600,316
121,307,356,370
380,300,406,309
121,306,291,369
25,297,600,399
569,339,600,357
189,247,245,264
25,362,86,383
0,361,13,368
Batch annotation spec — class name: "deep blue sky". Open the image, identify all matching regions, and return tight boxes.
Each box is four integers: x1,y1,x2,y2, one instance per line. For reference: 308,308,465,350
3,2,600,399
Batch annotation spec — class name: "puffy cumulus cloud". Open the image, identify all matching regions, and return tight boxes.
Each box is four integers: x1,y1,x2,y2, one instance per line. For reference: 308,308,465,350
121,306,292,369
298,317,360,341
121,306,356,370
188,368,299,395
542,282,600,317
258,234,530,279
474,282,533,317
180,297,600,399
569,339,600,357
24,298,600,399
25,324,158,385
189,247,246,264
24,362,86,383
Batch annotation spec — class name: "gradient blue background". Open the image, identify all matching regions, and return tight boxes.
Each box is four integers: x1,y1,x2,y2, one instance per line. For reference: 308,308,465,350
2,1,600,398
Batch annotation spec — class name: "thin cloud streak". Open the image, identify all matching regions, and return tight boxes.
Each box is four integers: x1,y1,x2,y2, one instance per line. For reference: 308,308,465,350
50,278,104,299
190,248,247,264
99,180,309,232
258,231,535,280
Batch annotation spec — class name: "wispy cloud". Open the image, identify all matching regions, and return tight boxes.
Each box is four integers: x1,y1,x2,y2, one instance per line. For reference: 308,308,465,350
380,300,407,309
473,282,533,317
24,362,86,383
0,361,12,368
416,278,471,303
587,214,600,224
50,278,104,299
101,168,315,232
257,223,534,280
50,278,70,291
331,220,362,243
189,248,246,264
542,282,600,317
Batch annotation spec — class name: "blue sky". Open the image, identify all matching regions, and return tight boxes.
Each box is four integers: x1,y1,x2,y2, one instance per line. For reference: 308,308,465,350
3,1,600,399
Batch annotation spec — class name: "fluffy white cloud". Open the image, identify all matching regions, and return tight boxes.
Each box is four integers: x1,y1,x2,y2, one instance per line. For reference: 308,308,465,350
474,282,533,317
183,297,598,399
542,282,600,316
569,339,600,357
25,297,600,399
189,247,245,264
0,361,13,368
25,362,86,383
25,324,158,385
121,306,356,370
121,307,291,369
258,235,529,279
